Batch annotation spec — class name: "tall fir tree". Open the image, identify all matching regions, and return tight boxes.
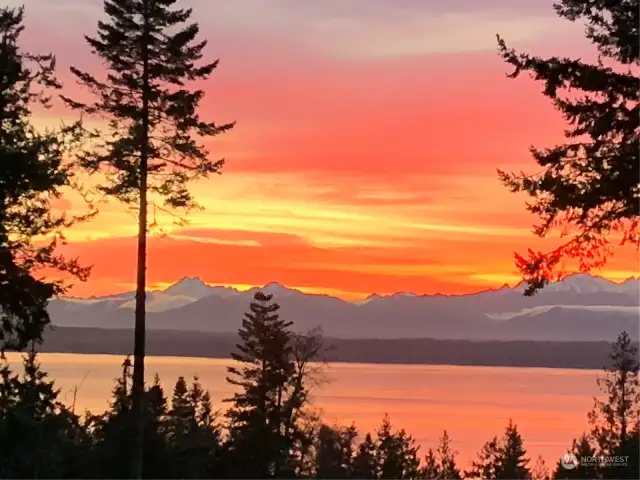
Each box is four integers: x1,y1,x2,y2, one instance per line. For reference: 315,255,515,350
224,291,294,477
496,0,639,295
588,331,639,479
0,6,90,350
225,291,323,478
61,1,234,475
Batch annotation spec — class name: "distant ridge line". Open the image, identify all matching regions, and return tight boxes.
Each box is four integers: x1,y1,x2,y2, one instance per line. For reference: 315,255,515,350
65,272,640,303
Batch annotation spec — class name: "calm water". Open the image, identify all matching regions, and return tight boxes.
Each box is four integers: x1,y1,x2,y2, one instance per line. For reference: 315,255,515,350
5,353,601,468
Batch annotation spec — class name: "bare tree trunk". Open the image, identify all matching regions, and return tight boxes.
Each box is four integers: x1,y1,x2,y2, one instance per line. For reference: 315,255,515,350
131,154,148,479
131,1,150,477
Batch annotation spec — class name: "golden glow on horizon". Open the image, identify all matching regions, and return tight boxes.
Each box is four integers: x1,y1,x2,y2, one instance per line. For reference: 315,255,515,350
16,0,637,299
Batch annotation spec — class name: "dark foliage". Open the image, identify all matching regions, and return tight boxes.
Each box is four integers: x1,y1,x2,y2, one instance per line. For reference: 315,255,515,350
553,435,600,479
350,415,421,479
87,359,173,478
0,6,91,350
465,419,530,479
376,414,421,479
224,291,324,478
422,430,462,479
589,331,640,455
590,330,639,479
67,357,222,479
62,0,234,212
496,0,639,295
315,424,358,479
0,352,88,478
61,0,234,474
553,331,639,479
224,291,295,477
166,376,222,478
353,433,379,479
0,328,638,479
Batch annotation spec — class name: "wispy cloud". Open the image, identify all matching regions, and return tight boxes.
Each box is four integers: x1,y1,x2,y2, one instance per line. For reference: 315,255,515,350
15,0,634,297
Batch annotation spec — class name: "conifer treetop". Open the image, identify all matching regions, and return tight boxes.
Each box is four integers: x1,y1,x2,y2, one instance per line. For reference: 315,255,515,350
62,0,235,213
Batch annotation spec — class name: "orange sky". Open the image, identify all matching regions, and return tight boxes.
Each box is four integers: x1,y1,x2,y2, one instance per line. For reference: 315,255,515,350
14,0,639,299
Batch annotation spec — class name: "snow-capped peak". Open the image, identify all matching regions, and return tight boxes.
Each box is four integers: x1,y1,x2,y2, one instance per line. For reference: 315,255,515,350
112,277,218,313
163,277,212,298
515,273,639,296
258,282,296,297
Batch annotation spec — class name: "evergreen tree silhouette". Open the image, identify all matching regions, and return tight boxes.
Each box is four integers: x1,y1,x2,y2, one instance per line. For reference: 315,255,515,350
167,376,222,478
315,424,358,479
350,415,421,479
589,331,639,453
499,419,530,479
496,0,639,295
530,455,551,480
61,1,234,474
352,433,378,479
376,414,421,479
0,351,87,478
86,357,136,478
224,291,295,477
466,436,501,479
550,333,640,480
169,376,190,435
225,291,324,477
553,435,600,479
588,331,639,479
616,427,640,480
87,358,171,478
466,419,530,479
421,430,462,479
0,6,91,350
142,374,171,477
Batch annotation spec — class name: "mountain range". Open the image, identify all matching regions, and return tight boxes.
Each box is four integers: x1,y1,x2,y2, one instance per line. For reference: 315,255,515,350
48,274,640,342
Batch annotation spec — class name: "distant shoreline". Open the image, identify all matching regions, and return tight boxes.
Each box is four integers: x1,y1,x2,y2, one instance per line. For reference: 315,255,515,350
36,326,622,370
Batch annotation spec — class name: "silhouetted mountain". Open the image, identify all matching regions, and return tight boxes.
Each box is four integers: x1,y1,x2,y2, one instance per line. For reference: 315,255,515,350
49,273,639,341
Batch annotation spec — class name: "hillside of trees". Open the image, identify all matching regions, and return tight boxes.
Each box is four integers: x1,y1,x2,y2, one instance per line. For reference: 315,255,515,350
37,326,630,370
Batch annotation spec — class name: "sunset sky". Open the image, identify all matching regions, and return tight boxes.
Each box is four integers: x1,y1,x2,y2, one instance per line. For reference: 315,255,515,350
15,0,639,299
